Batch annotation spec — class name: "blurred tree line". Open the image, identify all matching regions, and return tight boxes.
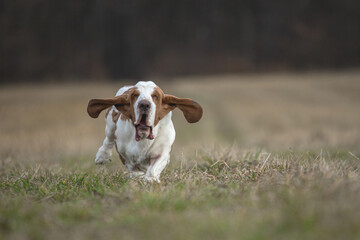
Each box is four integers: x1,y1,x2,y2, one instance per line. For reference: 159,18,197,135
1,0,360,82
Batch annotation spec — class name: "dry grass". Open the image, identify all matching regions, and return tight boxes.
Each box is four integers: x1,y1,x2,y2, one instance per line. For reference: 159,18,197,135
1,70,360,239
1,148,359,240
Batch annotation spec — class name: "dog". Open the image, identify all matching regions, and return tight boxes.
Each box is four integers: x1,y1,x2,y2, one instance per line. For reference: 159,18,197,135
87,81,203,182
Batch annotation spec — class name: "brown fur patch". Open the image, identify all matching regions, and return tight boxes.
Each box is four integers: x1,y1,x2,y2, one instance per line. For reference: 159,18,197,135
113,87,139,125
152,87,173,126
112,110,120,123
152,86,204,126
120,113,129,121
158,93,203,124
88,88,137,119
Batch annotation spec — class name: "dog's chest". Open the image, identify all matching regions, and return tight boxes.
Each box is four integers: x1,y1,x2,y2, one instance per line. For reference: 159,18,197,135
115,138,154,166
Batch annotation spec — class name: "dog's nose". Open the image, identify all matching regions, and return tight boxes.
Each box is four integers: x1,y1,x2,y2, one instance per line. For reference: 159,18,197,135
138,100,151,111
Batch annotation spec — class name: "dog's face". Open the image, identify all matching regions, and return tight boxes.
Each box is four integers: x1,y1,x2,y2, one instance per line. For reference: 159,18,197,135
125,82,166,141
87,81,203,141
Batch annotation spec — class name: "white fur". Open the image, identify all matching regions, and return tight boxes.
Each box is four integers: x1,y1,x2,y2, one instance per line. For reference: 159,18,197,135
95,81,176,182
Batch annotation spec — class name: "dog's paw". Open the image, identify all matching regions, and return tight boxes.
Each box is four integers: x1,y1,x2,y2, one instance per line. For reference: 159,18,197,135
94,148,113,165
94,153,112,165
130,171,145,179
143,176,160,183
94,157,112,165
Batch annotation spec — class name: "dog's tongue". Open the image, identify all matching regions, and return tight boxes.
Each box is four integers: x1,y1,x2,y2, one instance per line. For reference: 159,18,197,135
135,134,141,141
148,131,154,140
135,125,154,141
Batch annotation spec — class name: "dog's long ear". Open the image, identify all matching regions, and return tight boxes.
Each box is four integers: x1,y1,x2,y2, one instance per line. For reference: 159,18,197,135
87,95,130,118
159,94,203,123
87,88,138,119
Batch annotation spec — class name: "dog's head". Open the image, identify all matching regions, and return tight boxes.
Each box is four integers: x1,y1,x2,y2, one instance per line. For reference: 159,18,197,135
87,81,203,141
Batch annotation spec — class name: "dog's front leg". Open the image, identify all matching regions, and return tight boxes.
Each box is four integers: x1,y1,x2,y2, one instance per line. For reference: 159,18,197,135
94,108,117,164
144,152,170,182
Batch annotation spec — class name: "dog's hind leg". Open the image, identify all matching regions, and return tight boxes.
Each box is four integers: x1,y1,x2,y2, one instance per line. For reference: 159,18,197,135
94,108,117,164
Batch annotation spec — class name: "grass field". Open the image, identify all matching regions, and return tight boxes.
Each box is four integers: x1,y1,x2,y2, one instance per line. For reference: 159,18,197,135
1,70,360,240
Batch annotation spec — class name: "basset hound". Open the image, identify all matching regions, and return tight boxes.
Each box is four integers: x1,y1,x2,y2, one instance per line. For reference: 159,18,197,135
87,81,203,182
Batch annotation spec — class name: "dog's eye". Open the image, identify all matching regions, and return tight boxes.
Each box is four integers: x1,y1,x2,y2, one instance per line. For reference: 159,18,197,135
152,95,158,100
132,93,139,99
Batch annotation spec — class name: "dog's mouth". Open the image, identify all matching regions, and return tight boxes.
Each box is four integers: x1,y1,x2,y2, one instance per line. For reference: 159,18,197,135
135,114,154,141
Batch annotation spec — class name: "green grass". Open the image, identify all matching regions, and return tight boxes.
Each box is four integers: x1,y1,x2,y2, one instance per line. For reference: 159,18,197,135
1,149,359,240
